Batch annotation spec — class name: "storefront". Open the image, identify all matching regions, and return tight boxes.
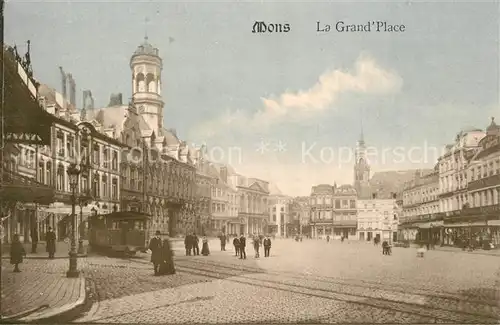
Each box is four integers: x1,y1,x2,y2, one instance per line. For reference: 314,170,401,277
443,206,500,248
1,45,54,244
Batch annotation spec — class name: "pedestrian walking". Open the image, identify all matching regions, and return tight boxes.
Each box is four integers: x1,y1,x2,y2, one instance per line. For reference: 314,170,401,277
148,231,163,275
31,227,38,253
46,227,56,259
10,234,26,272
184,233,193,256
220,233,226,251
192,233,200,255
239,234,247,259
201,236,210,256
326,235,330,243
341,236,344,243
159,237,175,275
263,235,271,257
253,234,261,258
233,236,240,256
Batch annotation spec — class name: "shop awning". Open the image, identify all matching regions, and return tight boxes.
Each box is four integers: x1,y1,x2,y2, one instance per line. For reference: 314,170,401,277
3,46,52,145
417,220,444,229
0,170,55,205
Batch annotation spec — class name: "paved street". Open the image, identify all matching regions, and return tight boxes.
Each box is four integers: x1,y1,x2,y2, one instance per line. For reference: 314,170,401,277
71,238,500,324
1,258,86,321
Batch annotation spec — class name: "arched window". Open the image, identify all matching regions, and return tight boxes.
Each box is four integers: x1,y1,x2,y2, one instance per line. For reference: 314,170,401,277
38,162,44,183
146,73,156,92
136,73,145,92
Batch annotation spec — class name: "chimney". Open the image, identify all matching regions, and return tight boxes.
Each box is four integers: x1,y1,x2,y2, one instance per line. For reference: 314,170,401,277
220,166,228,183
108,93,123,106
59,66,67,99
83,90,95,110
68,74,76,106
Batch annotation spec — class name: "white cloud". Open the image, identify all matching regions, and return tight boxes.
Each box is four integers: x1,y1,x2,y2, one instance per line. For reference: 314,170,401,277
190,54,402,139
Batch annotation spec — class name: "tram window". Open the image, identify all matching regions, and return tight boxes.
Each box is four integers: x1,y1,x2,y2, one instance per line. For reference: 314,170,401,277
134,221,144,230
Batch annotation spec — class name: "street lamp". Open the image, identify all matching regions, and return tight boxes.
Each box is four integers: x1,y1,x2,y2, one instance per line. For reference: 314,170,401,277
66,163,80,278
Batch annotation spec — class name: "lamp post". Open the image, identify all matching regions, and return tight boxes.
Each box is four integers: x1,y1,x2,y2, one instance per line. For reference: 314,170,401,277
66,163,80,278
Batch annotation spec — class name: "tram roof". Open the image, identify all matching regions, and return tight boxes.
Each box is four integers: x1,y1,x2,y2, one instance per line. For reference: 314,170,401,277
100,211,152,220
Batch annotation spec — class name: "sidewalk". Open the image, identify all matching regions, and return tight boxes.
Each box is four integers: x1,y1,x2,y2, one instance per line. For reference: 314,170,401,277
1,259,87,322
430,245,500,257
1,240,88,259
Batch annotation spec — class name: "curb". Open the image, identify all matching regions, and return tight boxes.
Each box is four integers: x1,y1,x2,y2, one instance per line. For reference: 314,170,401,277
1,305,49,323
18,278,87,323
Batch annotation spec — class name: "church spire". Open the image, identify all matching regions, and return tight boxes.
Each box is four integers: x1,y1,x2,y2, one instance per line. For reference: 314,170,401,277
359,107,365,144
144,17,149,41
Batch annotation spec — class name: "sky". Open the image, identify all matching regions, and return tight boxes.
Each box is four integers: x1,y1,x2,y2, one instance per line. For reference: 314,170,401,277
6,1,500,196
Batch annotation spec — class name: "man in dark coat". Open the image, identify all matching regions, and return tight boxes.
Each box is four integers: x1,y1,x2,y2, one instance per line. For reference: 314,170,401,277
46,227,56,259
31,227,39,253
192,233,200,256
220,233,226,251
149,231,163,275
263,236,272,257
239,234,246,259
184,233,193,256
233,236,240,256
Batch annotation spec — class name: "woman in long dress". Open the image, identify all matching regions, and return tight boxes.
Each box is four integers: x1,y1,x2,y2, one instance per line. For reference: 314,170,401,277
159,238,176,275
201,236,210,256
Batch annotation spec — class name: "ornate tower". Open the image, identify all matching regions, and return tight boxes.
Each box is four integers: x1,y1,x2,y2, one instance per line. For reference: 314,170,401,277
354,125,370,196
130,36,164,135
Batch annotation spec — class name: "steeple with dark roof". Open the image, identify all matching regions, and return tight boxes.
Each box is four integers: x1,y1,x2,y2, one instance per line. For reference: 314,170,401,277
486,117,500,136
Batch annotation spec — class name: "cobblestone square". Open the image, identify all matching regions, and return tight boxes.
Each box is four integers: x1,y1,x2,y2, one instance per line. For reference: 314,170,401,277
74,238,500,324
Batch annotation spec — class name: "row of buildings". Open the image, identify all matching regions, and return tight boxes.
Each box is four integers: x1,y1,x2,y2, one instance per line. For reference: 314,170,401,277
2,38,498,249
0,39,272,244
400,120,500,248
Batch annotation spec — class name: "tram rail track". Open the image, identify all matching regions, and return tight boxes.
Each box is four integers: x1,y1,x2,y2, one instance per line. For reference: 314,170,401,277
177,258,499,308
172,263,498,324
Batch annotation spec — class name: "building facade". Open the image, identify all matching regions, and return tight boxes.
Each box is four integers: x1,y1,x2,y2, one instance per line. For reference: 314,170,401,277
357,199,399,243
309,184,334,238
309,184,358,239
231,175,269,235
87,38,198,237
268,195,292,237
399,169,440,242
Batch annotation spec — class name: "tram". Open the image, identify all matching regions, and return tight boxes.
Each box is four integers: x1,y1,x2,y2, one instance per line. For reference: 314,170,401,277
89,211,151,256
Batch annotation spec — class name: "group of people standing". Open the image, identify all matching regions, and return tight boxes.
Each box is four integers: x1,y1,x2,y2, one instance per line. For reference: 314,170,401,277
9,227,57,273
184,233,210,256
232,234,272,259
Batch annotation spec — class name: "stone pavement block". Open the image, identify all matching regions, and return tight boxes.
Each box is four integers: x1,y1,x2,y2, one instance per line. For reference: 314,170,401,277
1,259,86,321
76,276,435,324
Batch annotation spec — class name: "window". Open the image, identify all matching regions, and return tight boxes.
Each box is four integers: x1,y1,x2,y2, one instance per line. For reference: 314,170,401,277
335,200,340,209
57,132,64,157
280,207,284,212
102,175,108,197
93,174,100,198
67,135,74,158
93,143,100,165
37,162,44,183
130,168,136,190
46,162,52,186
112,178,118,200
57,164,65,191
81,176,88,193
112,151,118,170
103,148,109,168
350,200,356,209
273,214,276,222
